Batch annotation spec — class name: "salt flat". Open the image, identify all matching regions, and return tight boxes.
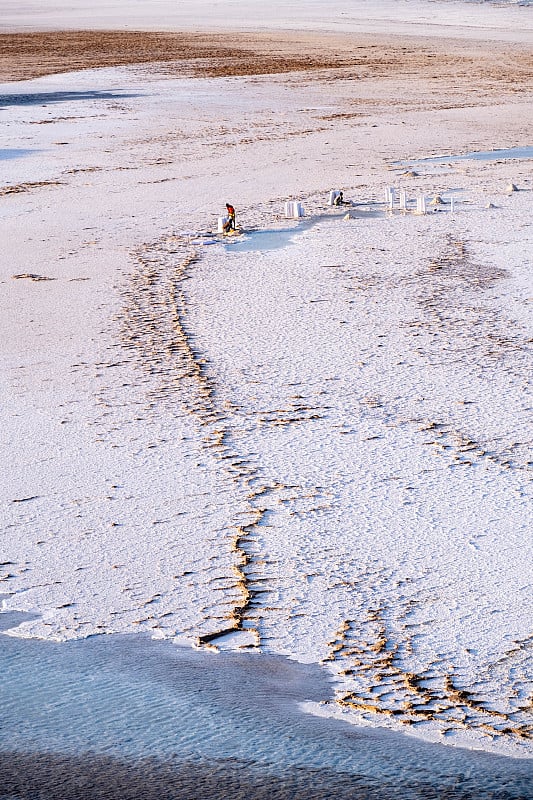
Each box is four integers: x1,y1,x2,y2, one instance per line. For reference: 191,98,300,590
1,0,532,42
1,0,532,759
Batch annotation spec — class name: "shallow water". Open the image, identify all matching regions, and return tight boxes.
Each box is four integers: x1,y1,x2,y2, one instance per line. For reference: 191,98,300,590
398,146,533,166
1,617,531,800
0,90,141,109
226,212,386,253
226,227,300,253
0,148,37,161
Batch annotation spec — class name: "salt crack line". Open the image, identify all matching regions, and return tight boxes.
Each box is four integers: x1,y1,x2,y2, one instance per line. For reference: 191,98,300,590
121,233,277,649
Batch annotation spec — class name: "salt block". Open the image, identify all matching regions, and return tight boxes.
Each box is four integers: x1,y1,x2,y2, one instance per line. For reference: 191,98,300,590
415,196,426,214
285,200,305,218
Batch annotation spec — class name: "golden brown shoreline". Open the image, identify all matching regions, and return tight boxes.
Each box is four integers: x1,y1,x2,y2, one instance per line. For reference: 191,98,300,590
0,29,531,94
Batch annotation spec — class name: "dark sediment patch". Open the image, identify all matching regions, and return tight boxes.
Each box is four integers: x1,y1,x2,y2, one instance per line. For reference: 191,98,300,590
0,30,531,97
0,30,359,82
1,749,529,800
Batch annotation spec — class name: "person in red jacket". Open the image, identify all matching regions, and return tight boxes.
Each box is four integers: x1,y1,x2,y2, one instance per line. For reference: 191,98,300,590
224,203,236,231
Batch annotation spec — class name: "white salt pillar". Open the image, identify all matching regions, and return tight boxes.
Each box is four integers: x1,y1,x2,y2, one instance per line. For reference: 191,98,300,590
218,216,228,233
328,190,340,206
285,200,305,218
399,189,407,210
450,197,455,213
416,196,426,215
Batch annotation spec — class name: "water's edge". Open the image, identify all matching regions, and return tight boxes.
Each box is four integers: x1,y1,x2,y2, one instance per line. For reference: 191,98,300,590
1,613,531,800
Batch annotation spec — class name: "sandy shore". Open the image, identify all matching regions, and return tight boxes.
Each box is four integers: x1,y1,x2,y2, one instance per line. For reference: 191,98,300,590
1,1,532,759
1,28,532,86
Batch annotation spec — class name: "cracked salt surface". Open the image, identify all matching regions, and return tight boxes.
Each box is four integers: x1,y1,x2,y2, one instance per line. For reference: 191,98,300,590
182,207,533,754
1,14,532,764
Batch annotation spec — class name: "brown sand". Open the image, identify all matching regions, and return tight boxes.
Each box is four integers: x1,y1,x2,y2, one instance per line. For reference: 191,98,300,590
0,29,532,96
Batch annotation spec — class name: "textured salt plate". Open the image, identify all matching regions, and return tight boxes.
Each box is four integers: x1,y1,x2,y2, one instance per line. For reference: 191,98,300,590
0,36,531,761
181,203,532,756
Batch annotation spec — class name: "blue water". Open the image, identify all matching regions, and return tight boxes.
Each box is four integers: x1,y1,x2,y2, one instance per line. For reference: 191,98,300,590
397,146,533,167
451,0,532,5
226,227,300,253
226,212,385,253
0,90,141,109
0,148,37,161
0,615,531,800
